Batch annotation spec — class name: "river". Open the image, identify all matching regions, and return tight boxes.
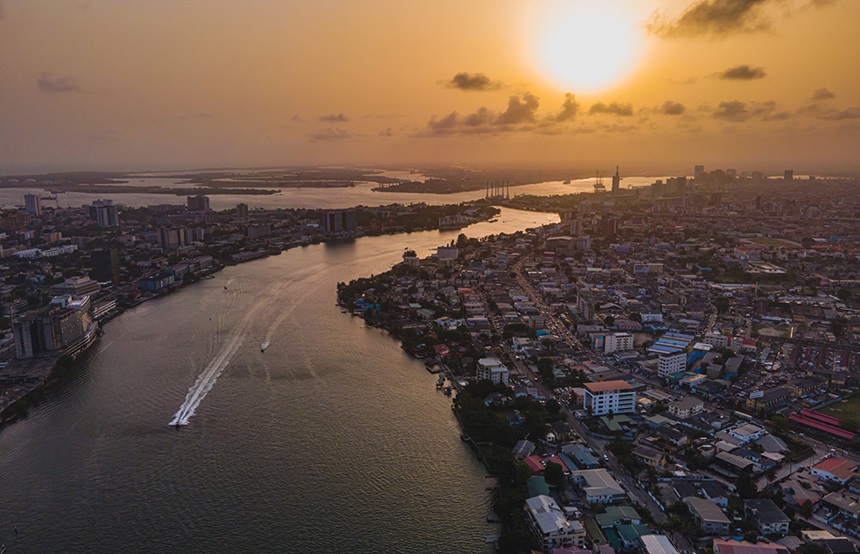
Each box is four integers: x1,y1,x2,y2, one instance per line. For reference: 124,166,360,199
0,174,669,211
0,207,558,553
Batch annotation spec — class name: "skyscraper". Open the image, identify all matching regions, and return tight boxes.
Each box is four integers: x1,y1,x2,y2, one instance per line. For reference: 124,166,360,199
89,200,119,227
24,193,42,216
611,166,621,193
187,195,210,212
236,203,249,219
91,248,121,284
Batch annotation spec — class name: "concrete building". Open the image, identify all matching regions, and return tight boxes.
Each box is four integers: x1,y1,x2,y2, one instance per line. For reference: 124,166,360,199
91,248,121,284
604,332,633,354
811,457,856,485
89,200,119,227
570,469,626,504
685,497,731,536
745,498,790,537
524,495,586,552
236,203,249,219
658,352,687,377
158,226,186,252
640,535,680,554
12,296,96,359
24,193,42,216
704,333,729,349
584,381,636,416
668,397,704,419
323,210,357,233
477,357,509,385
50,276,100,297
187,195,210,212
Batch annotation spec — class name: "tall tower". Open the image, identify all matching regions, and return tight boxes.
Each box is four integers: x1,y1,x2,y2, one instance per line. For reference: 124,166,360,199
611,166,621,194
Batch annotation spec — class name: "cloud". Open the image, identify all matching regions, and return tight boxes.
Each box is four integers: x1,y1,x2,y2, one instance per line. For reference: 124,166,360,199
496,93,540,125
715,64,766,80
554,93,581,122
428,112,459,131
818,107,860,120
588,101,634,117
658,100,687,115
712,99,788,122
463,107,494,127
179,112,213,121
648,0,773,37
811,87,835,101
648,0,840,38
37,72,82,93
310,127,351,141
378,127,394,137
445,72,501,91
319,113,349,123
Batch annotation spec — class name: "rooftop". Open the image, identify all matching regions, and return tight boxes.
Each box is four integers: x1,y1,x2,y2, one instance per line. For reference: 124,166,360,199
585,380,633,393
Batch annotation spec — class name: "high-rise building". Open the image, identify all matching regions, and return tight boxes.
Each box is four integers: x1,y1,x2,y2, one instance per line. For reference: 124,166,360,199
12,296,96,359
694,165,705,180
611,165,621,193
784,170,794,182
236,203,249,219
600,216,618,239
91,248,121,284
24,193,42,216
158,227,186,251
323,210,357,233
89,200,119,227
583,381,636,416
187,195,211,212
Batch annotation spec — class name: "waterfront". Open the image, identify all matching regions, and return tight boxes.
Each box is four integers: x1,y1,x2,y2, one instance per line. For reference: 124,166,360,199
0,208,557,553
0,174,669,211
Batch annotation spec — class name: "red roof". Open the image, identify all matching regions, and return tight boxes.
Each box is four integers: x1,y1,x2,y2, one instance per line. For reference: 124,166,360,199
525,455,545,474
547,455,570,474
789,413,857,440
812,457,856,480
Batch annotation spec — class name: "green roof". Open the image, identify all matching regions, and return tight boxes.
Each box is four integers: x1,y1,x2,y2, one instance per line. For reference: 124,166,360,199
527,476,550,498
596,506,643,528
584,518,607,545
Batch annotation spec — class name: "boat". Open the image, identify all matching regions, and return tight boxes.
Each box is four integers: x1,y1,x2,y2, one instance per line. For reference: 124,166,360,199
261,341,269,352
563,179,571,184
460,432,471,442
436,375,445,389
224,285,228,289
444,386,453,396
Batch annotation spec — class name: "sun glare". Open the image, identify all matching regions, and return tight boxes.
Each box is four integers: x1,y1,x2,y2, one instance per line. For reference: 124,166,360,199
530,2,646,94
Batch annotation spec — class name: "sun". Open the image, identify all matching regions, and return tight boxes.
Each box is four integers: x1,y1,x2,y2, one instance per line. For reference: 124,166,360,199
529,1,647,94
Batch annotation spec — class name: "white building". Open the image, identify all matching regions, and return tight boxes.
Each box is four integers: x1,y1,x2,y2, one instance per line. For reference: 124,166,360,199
570,469,627,504
604,332,633,354
524,495,586,552
583,380,636,416
728,423,767,444
704,333,729,349
477,357,509,385
640,535,680,554
658,352,687,377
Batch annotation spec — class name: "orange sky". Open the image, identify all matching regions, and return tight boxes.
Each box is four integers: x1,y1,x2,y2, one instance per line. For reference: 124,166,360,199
1,0,858,175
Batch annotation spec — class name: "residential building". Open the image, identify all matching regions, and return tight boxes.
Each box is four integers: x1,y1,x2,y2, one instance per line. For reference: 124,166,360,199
728,423,767,444
658,352,687,378
477,357,509,385
236,203,249,219
570,469,626,504
89,200,119,227
323,210,357,233
187,195,210,211
604,332,633,354
583,381,636,416
685,497,731,536
745,498,790,537
811,458,856,485
640,535,680,554
713,539,789,554
524,495,586,552
50,276,100,297
668,397,704,419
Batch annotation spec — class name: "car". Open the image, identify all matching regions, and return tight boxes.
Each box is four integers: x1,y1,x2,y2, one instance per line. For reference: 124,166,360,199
603,454,609,461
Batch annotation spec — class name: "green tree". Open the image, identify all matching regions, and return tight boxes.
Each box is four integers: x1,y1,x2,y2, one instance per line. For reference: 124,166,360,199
714,297,731,314
736,471,758,499
544,460,565,488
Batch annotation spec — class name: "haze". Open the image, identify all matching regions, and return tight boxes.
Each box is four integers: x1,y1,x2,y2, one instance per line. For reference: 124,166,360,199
1,0,859,175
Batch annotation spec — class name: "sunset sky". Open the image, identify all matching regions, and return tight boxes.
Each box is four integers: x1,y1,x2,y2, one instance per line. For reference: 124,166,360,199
1,0,859,175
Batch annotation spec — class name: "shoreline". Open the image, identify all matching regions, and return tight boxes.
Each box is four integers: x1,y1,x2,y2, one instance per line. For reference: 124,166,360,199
0,207,506,432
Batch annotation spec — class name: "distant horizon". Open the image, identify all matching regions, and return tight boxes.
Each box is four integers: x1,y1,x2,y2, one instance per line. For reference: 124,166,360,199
2,1,859,177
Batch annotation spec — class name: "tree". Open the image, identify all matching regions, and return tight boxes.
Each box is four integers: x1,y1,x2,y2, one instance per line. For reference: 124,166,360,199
714,297,731,314
604,315,615,327
544,460,565,488
832,317,848,338
736,471,758,499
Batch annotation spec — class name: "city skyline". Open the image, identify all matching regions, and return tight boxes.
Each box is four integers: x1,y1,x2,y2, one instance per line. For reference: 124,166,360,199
1,0,859,174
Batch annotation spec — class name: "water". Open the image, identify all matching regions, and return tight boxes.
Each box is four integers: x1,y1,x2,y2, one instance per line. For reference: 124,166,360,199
0,207,558,553
0,174,668,211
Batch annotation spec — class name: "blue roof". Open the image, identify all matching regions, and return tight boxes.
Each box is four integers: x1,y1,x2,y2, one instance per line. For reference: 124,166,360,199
648,345,682,354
